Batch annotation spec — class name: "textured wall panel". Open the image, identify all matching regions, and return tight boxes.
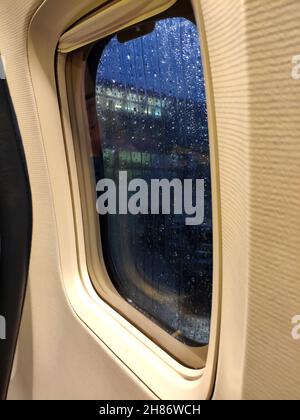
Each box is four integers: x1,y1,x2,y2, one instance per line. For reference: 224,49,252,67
201,0,300,400
244,0,300,400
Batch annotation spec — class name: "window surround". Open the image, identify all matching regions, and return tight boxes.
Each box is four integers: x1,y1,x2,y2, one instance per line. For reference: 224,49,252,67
56,0,221,399
74,12,212,368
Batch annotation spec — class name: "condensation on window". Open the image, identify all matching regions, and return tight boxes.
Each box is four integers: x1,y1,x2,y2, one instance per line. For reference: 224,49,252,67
92,17,212,347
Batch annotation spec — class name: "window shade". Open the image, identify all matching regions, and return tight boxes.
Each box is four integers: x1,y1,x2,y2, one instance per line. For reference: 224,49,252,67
58,0,177,53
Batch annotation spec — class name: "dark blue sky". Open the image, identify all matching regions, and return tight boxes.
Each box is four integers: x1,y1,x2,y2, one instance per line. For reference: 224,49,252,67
97,18,206,103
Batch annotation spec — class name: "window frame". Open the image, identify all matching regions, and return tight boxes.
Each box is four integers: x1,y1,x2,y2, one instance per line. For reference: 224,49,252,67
59,0,221,386
65,1,214,370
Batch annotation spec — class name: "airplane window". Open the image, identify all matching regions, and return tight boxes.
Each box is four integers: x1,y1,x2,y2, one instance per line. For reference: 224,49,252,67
86,16,212,350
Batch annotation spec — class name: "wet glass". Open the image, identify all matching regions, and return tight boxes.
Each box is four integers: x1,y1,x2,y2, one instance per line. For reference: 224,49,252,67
92,17,212,346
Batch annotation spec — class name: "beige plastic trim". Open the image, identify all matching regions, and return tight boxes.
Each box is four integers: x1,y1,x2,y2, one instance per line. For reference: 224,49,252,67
57,0,221,398
5,0,300,401
58,0,177,53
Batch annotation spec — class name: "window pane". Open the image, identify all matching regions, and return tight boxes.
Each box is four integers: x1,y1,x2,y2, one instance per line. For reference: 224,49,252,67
92,17,212,347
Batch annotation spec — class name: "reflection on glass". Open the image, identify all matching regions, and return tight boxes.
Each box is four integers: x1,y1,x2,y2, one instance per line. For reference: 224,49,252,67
93,18,212,346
